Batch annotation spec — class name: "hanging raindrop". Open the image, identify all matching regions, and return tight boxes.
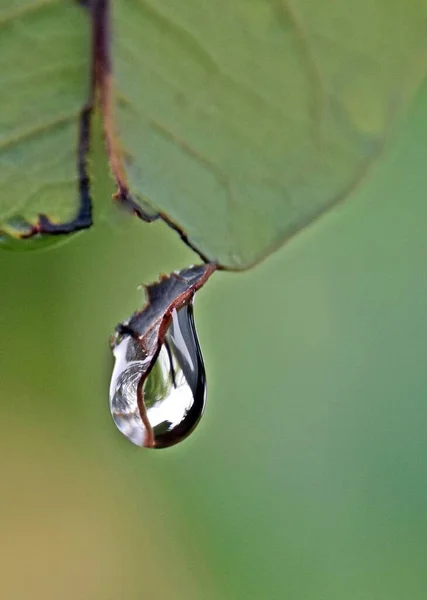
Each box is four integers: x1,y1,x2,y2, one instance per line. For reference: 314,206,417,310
109,264,216,449
110,302,205,448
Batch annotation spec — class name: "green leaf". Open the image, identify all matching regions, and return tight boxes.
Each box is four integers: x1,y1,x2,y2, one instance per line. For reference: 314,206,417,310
2,1,427,267
112,0,427,267
0,0,90,244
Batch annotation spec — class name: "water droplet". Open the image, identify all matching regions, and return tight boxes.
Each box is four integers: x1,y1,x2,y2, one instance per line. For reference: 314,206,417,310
110,302,206,449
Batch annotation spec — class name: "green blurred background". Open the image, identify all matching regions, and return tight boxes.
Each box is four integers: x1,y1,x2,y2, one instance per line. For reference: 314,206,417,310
1,82,427,599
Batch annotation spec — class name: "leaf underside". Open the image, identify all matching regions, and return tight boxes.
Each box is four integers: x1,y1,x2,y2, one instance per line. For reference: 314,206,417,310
0,1,91,243
1,0,427,268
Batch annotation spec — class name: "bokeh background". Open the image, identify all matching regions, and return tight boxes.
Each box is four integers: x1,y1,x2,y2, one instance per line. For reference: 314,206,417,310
1,84,427,599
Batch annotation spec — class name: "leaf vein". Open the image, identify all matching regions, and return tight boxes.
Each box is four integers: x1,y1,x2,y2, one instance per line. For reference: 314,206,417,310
0,112,77,153
0,0,58,27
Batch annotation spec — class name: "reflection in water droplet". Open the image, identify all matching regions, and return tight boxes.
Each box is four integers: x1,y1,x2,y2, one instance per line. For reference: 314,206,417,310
110,303,206,449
